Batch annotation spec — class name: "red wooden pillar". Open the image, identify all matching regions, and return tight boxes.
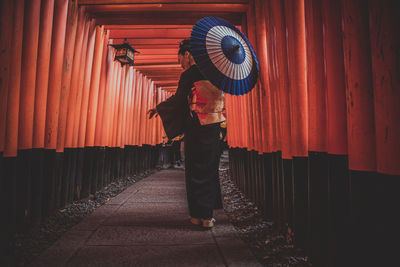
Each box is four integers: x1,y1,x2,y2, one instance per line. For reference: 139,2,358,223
112,65,123,147
368,5,400,265
72,19,91,148
254,0,273,153
341,0,376,171
85,26,104,147
4,0,24,157
116,66,127,148
305,0,327,152
65,8,86,148
129,69,137,146
120,67,131,147
140,77,149,146
0,0,14,153
33,0,55,149
125,68,134,146
146,80,153,145
226,95,235,147
321,0,347,155
241,14,248,151
321,1,349,264
18,0,41,150
77,22,96,148
224,94,232,147
101,49,116,147
131,69,139,145
135,74,143,146
150,84,156,146
152,86,157,146
285,0,308,157
109,64,120,147
124,68,133,146
44,0,68,150
134,72,144,146
95,30,110,147
56,0,79,152
369,0,400,175
269,0,292,159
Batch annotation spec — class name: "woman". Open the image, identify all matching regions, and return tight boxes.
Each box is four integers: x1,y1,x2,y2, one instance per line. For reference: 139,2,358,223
148,39,225,228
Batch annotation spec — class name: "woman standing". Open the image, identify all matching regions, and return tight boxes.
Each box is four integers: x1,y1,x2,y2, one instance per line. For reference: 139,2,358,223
148,39,225,228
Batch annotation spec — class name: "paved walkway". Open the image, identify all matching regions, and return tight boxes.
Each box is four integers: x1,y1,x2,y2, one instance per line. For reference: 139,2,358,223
31,169,261,267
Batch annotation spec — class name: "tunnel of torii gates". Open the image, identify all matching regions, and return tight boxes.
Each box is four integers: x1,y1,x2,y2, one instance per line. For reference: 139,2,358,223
0,0,399,265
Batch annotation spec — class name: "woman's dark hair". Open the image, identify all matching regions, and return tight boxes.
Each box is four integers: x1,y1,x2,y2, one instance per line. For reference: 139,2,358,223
178,39,191,55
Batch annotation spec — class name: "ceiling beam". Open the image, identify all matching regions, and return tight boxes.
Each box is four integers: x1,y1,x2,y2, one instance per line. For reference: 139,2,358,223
85,3,247,13
105,25,193,29
112,38,183,45
79,0,248,4
109,28,191,38
95,12,243,26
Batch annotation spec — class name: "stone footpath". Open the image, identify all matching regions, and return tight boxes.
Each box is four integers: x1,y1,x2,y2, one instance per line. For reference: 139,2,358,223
31,169,261,267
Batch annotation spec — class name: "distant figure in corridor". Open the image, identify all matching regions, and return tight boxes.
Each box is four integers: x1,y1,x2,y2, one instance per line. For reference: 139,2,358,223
148,39,225,228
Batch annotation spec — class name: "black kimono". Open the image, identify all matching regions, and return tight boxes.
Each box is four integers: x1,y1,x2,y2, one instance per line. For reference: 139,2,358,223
156,65,223,219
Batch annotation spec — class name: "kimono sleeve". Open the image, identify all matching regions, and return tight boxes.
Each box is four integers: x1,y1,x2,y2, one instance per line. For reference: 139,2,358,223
156,70,193,139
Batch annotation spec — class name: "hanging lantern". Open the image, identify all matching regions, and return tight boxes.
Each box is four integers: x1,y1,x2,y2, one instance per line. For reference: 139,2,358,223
109,39,139,66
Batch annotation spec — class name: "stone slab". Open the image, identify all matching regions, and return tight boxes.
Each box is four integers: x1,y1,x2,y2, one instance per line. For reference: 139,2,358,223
118,202,188,213
86,226,215,246
102,213,192,227
211,212,238,238
72,205,120,231
104,190,138,205
33,168,262,266
136,187,187,195
126,192,185,203
66,244,225,267
29,230,92,267
215,236,262,267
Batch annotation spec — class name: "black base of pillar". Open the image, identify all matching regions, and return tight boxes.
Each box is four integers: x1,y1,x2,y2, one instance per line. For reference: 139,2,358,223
308,151,329,266
30,149,45,225
292,157,309,250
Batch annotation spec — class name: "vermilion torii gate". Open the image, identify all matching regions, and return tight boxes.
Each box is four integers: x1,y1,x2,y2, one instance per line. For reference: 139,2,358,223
1,1,399,266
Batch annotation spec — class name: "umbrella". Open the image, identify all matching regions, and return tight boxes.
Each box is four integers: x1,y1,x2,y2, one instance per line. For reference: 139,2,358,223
190,16,259,95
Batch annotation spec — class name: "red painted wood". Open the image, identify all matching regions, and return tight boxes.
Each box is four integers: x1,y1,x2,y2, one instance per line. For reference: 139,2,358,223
85,3,248,13
44,0,68,150
107,61,118,147
18,0,41,150
140,76,149,145
117,66,127,147
56,0,79,152
0,0,14,153
133,71,143,145
85,26,104,147
255,0,273,153
79,0,248,4
4,0,24,157
305,0,327,152
65,8,87,148
94,29,110,147
125,68,135,146
341,0,376,171
77,22,96,148
109,28,191,39
369,0,400,175
72,19,91,148
285,0,309,157
101,49,116,147
111,65,122,147
321,0,348,155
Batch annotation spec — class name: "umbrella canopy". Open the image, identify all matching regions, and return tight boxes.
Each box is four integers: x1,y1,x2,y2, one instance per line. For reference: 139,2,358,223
190,16,259,95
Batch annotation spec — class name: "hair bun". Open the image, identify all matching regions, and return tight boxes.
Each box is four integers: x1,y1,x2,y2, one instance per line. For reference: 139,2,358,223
178,39,191,55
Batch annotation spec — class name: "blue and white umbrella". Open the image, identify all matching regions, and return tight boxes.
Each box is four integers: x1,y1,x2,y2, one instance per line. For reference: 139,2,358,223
190,16,259,95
